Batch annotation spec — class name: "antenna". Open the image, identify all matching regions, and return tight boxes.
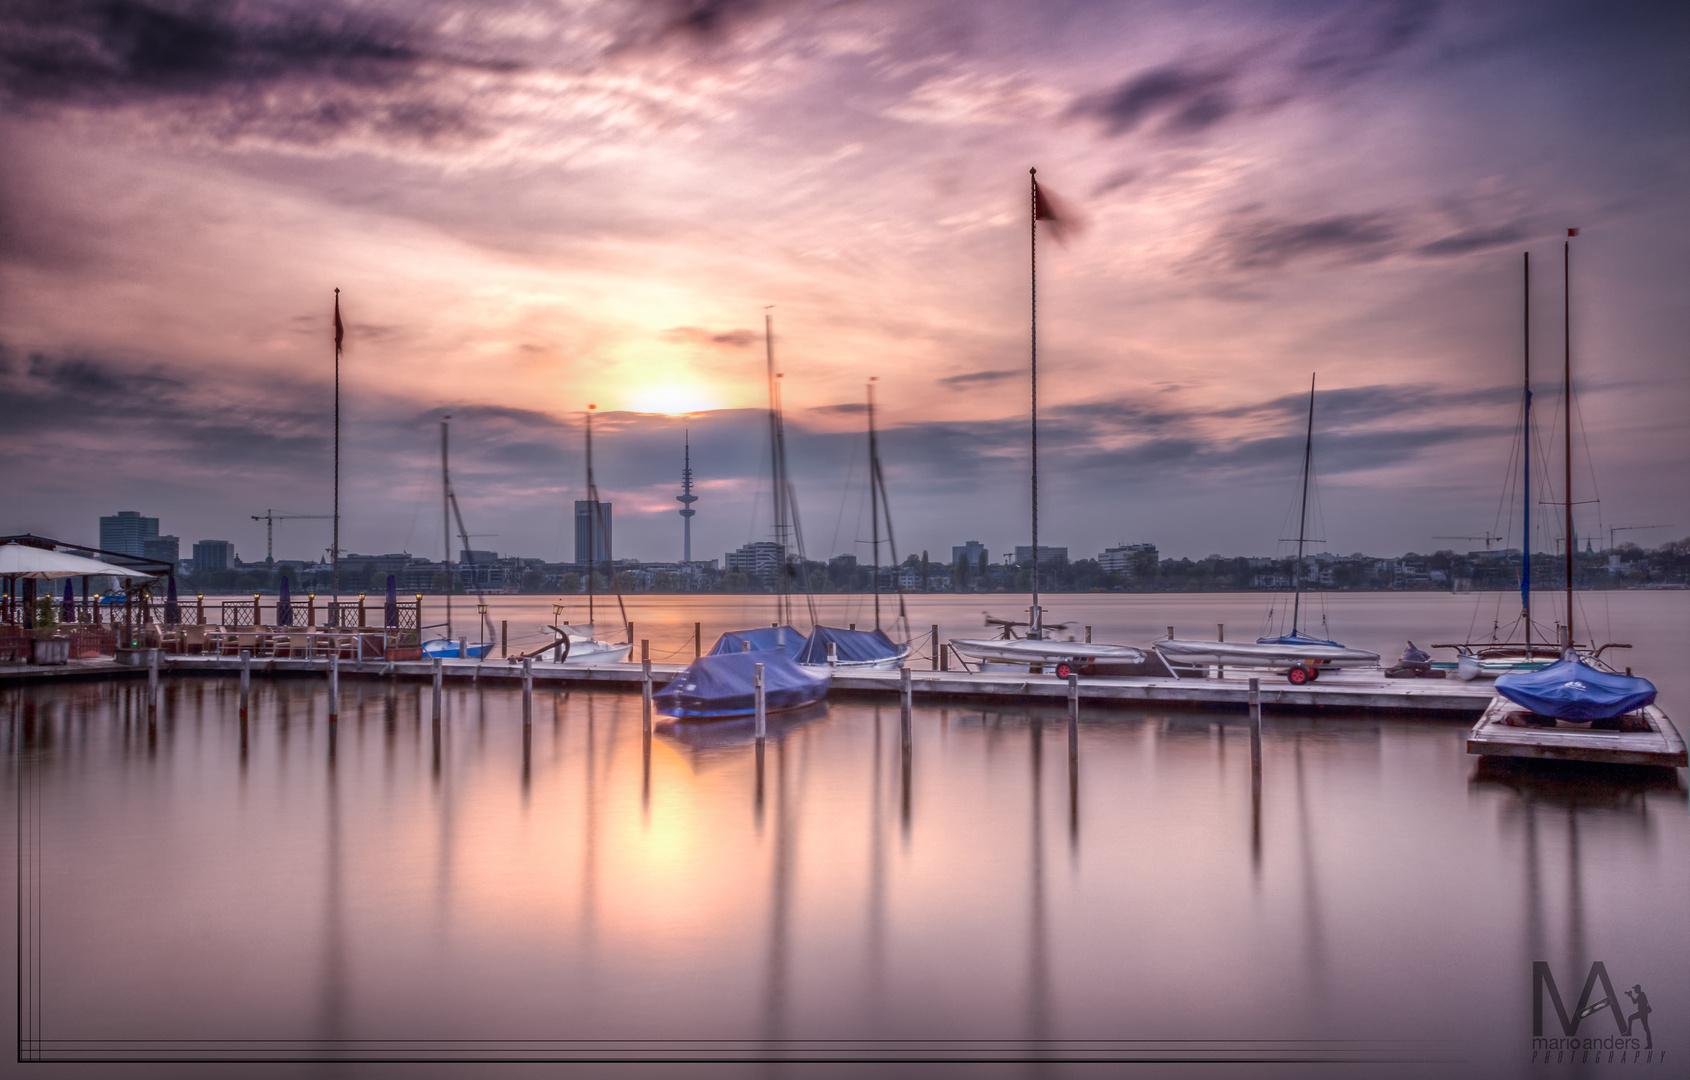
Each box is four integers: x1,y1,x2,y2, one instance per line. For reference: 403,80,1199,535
677,430,697,564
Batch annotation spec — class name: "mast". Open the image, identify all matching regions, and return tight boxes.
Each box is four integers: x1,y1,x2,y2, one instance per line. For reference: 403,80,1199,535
1522,252,1531,649
331,288,342,608
585,405,596,627
1563,233,1574,648
1028,168,1041,638
440,417,453,640
1290,374,1316,637
765,311,788,627
868,379,880,630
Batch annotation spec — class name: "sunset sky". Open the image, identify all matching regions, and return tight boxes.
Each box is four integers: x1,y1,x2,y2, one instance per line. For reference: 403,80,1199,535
2,0,1685,566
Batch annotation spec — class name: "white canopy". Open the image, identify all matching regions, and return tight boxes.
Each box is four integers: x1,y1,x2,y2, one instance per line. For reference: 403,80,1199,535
0,543,158,580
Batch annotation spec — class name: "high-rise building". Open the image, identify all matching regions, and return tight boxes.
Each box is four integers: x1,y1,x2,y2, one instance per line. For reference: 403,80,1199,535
192,540,235,573
143,535,180,565
1014,545,1068,567
99,510,159,557
574,500,612,566
951,540,988,567
725,541,783,585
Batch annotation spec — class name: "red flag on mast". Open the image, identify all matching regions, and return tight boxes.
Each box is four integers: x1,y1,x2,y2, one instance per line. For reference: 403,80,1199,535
333,288,344,353
1033,180,1083,244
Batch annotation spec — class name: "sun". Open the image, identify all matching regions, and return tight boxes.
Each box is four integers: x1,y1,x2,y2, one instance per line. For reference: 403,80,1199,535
627,381,721,416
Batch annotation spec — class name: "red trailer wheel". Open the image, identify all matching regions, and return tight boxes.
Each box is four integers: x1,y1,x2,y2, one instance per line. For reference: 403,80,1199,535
1287,665,1311,685
1055,662,1073,679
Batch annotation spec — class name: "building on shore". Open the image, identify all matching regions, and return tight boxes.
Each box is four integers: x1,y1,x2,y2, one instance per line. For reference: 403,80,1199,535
99,511,159,557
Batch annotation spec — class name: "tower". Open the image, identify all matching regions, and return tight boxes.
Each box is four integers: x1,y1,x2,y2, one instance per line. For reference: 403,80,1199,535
676,431,698,564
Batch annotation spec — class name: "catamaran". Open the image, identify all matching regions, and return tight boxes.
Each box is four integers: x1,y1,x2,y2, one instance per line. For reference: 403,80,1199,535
1151,375,1379,684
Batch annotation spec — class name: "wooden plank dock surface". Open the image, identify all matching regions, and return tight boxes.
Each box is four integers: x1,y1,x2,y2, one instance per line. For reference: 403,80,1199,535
3,654,1498,716
1467,696,1688,767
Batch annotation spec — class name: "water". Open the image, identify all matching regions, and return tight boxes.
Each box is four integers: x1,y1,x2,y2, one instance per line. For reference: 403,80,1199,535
5,594,1686,1078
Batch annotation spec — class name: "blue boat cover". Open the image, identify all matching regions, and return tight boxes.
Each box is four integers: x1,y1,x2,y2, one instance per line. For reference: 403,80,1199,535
794,625,903,665
709,626,807,658
421,639,494,658
1256,630,1342,648
655,649,830,718
1496,658,1657,720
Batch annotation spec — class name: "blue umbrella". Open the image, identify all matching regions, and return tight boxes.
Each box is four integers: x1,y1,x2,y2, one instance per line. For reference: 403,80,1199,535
62,580,75,622
164,576,180,625
278,576,293,626
384,574,398,628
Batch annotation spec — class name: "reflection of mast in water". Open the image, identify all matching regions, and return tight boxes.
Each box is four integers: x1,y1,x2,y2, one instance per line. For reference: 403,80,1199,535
761,737,794,1054
865,706,887,1022
1293,735,1328,994
316,716,348,1054
1026,717,1052,1060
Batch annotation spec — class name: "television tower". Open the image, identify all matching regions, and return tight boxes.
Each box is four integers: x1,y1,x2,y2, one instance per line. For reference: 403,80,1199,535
676,431,697,563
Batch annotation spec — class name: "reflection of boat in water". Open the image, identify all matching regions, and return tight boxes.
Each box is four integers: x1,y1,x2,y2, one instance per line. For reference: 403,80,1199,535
654,650,830,720
656,699,831,749
1153,631,1378,684
795,625,908,670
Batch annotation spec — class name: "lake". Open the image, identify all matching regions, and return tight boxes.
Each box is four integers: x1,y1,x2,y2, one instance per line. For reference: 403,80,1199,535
4,592,1685,1077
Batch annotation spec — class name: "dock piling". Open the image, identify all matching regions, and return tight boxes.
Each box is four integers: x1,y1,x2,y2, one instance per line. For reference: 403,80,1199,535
940,640,948,671
641,639,652,731
828,641,838,667
521,657,532,726
457,637,466,660
329,652,339,722
432,657,443,722
900,665,912,750
693,622,701,658
1084,625,1092,644
239,649,250,718
147,647,159,721
1217,623,1225,678
931,625,939,670
501,620,508,659
1248,676,1263,780
754,662,766,742
1067,670,1079,724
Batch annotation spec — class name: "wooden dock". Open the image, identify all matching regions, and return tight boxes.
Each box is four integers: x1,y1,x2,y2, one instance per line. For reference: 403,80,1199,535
1,654,1498,716
1467,696,1688,767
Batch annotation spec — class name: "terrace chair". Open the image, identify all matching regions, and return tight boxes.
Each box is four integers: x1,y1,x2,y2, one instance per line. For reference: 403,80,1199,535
181,625,209,655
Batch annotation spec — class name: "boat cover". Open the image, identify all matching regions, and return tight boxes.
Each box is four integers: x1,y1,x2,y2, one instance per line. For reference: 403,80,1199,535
1495,658,1658,720
794,625,902,665
1257,630,1342,647
709,626,807,658
655,649,830,719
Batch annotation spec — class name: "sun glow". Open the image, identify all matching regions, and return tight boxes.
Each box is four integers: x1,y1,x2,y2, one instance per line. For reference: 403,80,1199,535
627,380,722,416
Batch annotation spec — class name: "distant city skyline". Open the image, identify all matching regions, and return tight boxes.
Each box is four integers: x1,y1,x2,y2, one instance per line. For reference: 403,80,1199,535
2,2,1684,564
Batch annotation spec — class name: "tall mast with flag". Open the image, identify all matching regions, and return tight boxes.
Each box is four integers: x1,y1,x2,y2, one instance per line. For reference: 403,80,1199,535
1029,169,1041,638
332,288,343,610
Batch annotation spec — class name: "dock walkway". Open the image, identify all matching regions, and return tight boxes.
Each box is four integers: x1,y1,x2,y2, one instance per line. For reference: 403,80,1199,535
2,654,1495,716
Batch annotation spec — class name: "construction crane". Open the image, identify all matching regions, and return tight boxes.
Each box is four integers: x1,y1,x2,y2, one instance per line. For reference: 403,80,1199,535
1608,524,1669,551
1433,532,1502,551
251,510,332,565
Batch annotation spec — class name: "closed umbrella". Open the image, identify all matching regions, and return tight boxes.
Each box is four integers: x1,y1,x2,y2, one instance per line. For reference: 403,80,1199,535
384,574,398,628
278,576,293,626
164,576,180,625
62,580,75,622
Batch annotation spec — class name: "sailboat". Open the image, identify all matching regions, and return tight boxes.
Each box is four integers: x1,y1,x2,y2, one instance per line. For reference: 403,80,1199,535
421,416,495,659
529,405,632,666
1467,235,1677,763
1151,375,1379,683
794,377,911,670
951,168,1146,677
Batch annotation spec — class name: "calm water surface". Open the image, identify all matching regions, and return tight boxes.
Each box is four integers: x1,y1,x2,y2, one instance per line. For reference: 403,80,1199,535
4,593,1686,1078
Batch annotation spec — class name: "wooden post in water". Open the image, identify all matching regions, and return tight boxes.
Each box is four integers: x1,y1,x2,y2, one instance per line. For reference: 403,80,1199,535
931,625,939,670
1067,670,1080,833
900,665,912,751
1067,670,1079,725
849,623,855,631
521,657,532,727
693,622,701,658
1084,625,1092,644
147,646,159,721
501,620,508,659
1217,623,1225,679
641,639,652,731
940,640,948,671
754,662,766,741
1248,677,1263,782
328,652,340,722
457,637,466,660
1167,625,1174,640
828,641,838,667
432,657,443,721
239,649,251,718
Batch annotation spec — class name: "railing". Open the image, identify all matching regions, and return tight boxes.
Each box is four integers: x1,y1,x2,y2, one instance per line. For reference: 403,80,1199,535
218,599,421,632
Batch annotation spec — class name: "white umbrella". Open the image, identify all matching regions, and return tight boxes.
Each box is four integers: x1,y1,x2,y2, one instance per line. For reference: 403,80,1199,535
0,543,157,580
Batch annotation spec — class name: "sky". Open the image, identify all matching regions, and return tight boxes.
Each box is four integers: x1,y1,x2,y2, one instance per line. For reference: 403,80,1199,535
1,0,1686,567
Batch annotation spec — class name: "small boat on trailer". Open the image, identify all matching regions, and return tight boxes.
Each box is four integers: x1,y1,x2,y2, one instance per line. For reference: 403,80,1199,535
1468,657,1685,767
654,650,830,720
949,636,1146,678
1153,632,1380,684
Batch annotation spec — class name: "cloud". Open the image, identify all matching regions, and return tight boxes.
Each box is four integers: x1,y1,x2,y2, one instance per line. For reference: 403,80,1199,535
1212,212,1400,271
1417,224,1529,257
1292,0,1441,87
1070,63,1239,138
664,326,759,349
939,369,1018,389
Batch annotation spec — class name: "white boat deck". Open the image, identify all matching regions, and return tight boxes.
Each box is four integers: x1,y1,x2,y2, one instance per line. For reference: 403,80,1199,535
1467,696,1687,767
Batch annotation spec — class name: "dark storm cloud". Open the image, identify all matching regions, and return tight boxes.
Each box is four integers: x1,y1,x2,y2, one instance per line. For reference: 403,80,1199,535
1215,212,1400,270
939,369,1018,388
1069,63,1240,138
